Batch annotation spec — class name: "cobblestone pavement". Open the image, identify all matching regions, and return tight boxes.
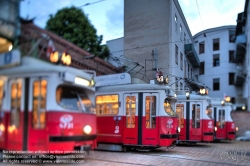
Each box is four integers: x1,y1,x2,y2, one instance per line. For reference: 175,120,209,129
0,140,250,166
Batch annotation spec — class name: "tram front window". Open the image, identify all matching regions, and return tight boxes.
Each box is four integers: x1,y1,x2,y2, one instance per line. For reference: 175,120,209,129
164,100,177,116
218,109,225,128
206,105,213,119
56,85,95,113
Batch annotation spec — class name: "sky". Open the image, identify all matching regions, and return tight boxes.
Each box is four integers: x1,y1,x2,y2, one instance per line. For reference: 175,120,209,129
20,0,245,44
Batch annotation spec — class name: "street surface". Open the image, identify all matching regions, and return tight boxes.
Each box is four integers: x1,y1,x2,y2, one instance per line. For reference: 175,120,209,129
0,140,249,166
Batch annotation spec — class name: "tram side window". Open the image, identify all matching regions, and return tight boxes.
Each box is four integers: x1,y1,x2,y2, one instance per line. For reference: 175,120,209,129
164,100,177,116
0,80,4,122
176,104,184,128
32,80,47,129
192,104,200,128
126,96,136,128
96,95,119,115
10,81,22,127
145,96,156,129
218,109,225,128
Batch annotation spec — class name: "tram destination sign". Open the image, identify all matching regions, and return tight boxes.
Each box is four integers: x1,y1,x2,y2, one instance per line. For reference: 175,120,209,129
0,49,21,69
95,73,131,87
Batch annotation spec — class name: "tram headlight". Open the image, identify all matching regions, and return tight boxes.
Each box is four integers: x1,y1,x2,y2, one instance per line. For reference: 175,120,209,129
236,127,239,132
214,126,217,132
177,127,181,133
83,125,92,134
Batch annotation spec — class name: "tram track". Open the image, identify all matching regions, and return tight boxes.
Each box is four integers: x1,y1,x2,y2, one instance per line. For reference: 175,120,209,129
85,144,250,166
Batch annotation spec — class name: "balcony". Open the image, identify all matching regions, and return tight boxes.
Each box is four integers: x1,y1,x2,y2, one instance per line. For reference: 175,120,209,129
234,34,247,63
184,43,200,68
234,69,246,86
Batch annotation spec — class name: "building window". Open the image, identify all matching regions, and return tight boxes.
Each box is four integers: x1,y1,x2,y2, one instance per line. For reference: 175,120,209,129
229,73,235,85
175,78,178,90
191,68,193,79
175,45,178,65
188,64,190,78
229,30,235,43
199,62,205,75
180,24,182,40
213,78,220,91
180,52,183,70
199,41,205,54
213,38,220,51
229,50,234,63
213,54,220,67
184,33,186,44
175,15,178,33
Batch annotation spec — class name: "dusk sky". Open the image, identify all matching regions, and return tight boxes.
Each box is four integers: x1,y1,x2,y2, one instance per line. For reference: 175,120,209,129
20,0,245,44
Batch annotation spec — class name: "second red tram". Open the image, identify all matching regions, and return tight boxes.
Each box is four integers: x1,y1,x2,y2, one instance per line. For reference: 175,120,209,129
95,73,180,151
175,93,215,144
211,98,237,140
0,56,96,152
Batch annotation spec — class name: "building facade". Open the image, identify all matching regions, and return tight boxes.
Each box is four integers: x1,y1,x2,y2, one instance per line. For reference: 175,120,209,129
118,0,201,92
234,0,250,110
192,26,246,108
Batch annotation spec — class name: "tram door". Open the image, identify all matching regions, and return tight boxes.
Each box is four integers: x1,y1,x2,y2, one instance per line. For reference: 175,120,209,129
7,77,47,151
176,103,186,140
190,102,202,140
213,107,226,139
123,93,159,146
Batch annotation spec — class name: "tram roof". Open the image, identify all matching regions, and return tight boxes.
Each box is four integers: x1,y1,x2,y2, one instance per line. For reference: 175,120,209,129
176,94,212,100
96,83,172,93
0,57,93,80
211,98,233,106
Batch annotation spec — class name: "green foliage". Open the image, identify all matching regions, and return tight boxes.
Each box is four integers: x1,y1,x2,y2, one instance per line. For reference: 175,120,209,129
46,6,109,59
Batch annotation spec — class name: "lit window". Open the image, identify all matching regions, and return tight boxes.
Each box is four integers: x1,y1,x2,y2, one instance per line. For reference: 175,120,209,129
176,104,184,128
126,96,136,128
96,95,119,115
11,81,22,127
145,96,156,129
33,80,47,129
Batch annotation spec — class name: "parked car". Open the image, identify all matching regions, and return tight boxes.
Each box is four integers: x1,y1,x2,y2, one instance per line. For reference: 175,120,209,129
236,131,250,141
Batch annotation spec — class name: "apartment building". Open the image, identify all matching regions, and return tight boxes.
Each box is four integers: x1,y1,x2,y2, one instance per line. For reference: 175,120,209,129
107,0,203,92
193,26,246,109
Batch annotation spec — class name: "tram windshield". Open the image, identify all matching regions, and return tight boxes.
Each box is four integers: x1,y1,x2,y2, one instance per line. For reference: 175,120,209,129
56,85,95,113
206,104,213,119
164,99,177,116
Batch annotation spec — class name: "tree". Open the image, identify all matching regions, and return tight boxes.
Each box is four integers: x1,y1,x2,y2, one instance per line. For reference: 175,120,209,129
45,6,109,59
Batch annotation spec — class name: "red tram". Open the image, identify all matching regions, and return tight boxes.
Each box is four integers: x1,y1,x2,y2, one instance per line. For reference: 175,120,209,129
94,73,180,151
211,98,237,140
0,55,96,152
175,93,215,144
